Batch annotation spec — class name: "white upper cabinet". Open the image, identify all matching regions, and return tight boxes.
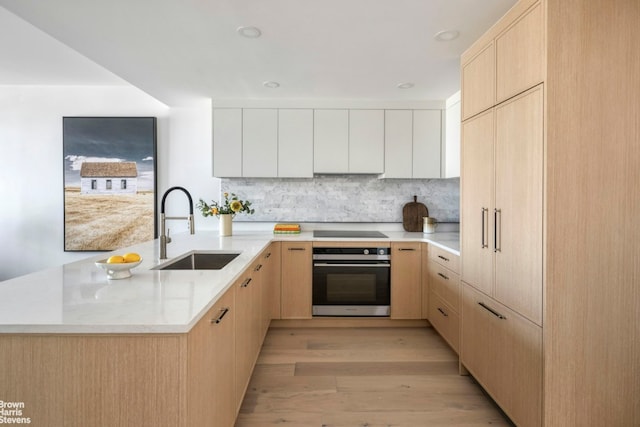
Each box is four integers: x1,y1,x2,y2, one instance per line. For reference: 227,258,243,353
214,107,443,178
242,109,278,177
382,109,443,178
213,108,242,177
348,110,384,174
383,110,413,178
413,110,442,178
278,109,313,177
314,109,384,174
313,109,349,173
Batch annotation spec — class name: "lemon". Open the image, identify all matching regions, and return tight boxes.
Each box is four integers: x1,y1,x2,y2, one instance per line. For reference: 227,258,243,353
106,255,126,264
123,252,141,263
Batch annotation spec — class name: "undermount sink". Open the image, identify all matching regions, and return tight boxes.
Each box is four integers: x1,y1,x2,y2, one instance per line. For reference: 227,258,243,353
154,251,241,270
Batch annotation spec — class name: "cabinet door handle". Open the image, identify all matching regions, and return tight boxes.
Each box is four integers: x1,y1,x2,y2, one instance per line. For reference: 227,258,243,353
254,263,263,272
478,301,506,320
211,307,230,324
288,247,306,251
437,255,449,262
493,208,502,253
399,248,417,251
437,272,449,280
241,278,252,287
437,307,449,317
265,252,272,258
481,207,488,248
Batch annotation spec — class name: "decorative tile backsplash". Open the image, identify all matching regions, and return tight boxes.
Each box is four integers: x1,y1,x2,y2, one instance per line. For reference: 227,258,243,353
221,176,459,223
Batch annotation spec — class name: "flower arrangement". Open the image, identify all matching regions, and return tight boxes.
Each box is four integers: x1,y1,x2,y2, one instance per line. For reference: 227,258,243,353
196,192,255,218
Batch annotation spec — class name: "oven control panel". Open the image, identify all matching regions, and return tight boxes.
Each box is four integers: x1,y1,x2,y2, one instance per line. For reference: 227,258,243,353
312,247,390,261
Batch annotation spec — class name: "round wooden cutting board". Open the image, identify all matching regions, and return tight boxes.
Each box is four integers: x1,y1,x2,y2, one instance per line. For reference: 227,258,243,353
402,195,429,232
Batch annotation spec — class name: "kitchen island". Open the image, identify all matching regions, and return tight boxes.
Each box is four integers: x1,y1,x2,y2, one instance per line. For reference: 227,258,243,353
0,229,459,427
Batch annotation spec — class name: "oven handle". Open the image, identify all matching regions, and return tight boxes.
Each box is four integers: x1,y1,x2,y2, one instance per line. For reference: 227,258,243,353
313,263,390,268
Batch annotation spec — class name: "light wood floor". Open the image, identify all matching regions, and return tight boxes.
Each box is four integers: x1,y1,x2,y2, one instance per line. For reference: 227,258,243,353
235,326,512,426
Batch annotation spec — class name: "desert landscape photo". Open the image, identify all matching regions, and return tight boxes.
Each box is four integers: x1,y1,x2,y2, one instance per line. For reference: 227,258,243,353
64,188,155,251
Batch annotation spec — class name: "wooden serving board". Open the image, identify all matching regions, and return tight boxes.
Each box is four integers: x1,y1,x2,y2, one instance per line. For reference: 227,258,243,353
402,196,429,232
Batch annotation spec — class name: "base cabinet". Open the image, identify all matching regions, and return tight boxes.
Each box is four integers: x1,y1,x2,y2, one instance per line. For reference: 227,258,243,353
461,283,542,427
234,260,263,410
188,289,236,427
425,246,461,353
428,294,460,353
281,242,312,319
390,242,422,319
0,289,238,427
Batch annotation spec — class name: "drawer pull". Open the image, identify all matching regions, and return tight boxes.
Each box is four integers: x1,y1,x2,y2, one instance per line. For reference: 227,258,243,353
478,301,506,320
265,252,272,259
241,278,252,287
211,307,230,324
288,247,306,251
437,307,449,317
437,272,449,280
437,255,449,262
481,207,489,248
399,248,417,251
254,263,263,272
494,208,502,253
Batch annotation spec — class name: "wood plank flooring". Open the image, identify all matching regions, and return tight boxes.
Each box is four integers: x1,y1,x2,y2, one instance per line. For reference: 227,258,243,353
235,326,512,426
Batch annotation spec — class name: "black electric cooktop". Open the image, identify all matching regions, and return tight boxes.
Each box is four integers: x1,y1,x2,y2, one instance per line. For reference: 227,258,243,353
313,230,389,239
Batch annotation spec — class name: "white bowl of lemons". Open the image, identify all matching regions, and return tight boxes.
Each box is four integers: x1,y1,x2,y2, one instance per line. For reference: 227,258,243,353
95,253,142,280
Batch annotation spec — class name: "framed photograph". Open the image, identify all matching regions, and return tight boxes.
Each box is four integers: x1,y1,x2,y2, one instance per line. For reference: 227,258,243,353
63,117,157,251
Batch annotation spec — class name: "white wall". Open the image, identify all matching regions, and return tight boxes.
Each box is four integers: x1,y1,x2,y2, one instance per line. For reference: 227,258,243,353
0,85,217,281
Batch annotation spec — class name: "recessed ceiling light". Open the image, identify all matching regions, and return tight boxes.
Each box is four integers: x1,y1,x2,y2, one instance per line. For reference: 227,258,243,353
237,26,262,38
263,81,280,88
397,82,414,89
434,30,460,42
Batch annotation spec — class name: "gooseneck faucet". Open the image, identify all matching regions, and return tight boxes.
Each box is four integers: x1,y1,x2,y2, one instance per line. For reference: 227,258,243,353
160,186,195,259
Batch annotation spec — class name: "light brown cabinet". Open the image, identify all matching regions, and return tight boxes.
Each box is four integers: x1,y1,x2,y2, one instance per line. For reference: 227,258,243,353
0,290,239,427
494,87,543,324
263,242,281,321
233,262,261,410
280,241,312,319
426,246,461,353
461,284,542,427
420,243,429,319
461,43,495,120
460,109,494,297
461,0,544,121
495,2,544,103
462,85,543,325
460,1,544,424
428,294,459,354
188,288,236,427
390,242,422,319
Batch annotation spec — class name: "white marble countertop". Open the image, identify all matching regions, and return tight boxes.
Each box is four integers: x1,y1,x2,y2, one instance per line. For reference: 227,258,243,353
0,230,459,334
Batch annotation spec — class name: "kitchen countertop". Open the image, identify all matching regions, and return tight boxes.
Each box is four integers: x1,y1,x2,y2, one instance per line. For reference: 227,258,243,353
0,230,459,334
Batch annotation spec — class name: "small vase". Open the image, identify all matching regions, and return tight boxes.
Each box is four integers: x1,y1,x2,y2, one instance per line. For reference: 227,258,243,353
219,214,233,236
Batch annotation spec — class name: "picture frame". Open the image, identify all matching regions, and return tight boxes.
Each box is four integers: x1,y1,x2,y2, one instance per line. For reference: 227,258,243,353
63,117,157,251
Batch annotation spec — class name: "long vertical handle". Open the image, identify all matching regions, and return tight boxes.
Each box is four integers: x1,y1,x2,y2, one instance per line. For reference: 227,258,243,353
494,208,501,253
481,208,488,248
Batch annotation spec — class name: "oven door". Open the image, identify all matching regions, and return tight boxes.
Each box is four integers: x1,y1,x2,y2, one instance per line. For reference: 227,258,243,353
312,261,390,317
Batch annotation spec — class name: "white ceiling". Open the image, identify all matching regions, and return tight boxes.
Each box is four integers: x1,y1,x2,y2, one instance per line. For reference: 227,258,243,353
0,0,516,107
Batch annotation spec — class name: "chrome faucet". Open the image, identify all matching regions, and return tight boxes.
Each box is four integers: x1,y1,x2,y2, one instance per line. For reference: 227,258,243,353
160,186,195,259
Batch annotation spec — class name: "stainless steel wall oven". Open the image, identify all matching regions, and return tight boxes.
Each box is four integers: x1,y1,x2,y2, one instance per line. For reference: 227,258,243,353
312,246,391,316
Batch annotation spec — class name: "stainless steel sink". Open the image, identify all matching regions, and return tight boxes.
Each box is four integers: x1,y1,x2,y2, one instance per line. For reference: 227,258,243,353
154,251,240,270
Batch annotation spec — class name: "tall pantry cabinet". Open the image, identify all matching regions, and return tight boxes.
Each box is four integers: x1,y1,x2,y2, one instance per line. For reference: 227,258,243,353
460,0,640,426
460,0,544,424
